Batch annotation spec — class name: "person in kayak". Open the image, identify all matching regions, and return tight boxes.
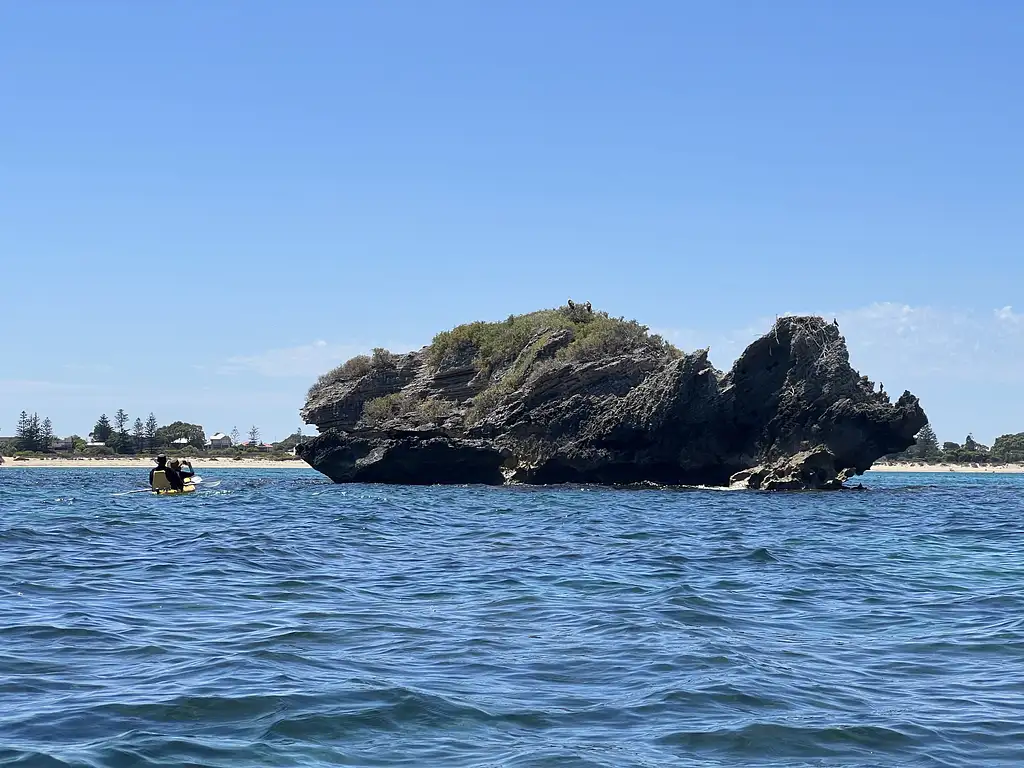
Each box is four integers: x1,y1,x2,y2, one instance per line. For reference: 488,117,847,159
150,454,185,492
170,458,195,481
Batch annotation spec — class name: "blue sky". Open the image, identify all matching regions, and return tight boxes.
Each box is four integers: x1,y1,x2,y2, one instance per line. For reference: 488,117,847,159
2,1,1022,444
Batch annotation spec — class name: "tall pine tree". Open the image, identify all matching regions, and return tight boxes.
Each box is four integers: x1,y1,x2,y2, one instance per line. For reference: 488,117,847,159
15,411,32,452
39,418,54,452
114,409,129,437
914,424,941,459
145,413,158,446
110,409,131,453
133,418,145,449
28,414,41,451
93,414,113,443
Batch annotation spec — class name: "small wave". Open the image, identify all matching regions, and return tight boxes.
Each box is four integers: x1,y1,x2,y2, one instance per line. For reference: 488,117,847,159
657,721,920,759
101,693,320,724
0,625,121,642
262,687,494,740
746,547,780,563
0,748,76,767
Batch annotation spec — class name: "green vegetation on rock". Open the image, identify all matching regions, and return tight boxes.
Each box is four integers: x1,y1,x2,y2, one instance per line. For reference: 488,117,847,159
428,304,679,373
464,330,560,423
362,393,409,423
432,305,680,423
362,393,457,427
307,347,399,400
307,304,683,428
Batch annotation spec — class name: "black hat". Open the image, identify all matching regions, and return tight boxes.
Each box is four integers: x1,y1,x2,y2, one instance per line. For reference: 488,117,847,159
155,454,167,462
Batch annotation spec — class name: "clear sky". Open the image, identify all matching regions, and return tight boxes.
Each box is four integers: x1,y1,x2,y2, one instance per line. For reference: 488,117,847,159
2,1,1022,444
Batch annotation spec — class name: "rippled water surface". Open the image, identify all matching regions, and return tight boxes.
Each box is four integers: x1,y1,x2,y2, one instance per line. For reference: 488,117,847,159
2,468,1023,767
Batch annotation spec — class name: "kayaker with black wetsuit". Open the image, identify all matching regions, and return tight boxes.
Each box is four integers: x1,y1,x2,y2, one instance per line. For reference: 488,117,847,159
150,454,185,491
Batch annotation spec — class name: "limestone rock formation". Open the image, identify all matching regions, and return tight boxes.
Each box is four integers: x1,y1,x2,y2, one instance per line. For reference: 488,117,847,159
297,308,926,490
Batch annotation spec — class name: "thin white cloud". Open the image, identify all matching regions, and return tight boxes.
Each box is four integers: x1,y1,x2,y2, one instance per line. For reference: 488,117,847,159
995,305,1021,324
658,302,1024,444
0,379,104,395
62,362,114,374
661,303,1024,376
836,302,1024,383
653,322,762,366
220,340,419,378
220,341,361,378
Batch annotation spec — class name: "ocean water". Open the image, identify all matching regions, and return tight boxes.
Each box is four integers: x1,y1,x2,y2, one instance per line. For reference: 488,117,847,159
1,468,1022,767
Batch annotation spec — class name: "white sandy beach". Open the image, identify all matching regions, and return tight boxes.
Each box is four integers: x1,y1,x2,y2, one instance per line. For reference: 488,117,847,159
869,462,1024,474
0,456,310,469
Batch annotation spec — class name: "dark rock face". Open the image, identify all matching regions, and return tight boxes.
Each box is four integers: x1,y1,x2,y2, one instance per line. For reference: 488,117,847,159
296,429,509,485
297,316,926,489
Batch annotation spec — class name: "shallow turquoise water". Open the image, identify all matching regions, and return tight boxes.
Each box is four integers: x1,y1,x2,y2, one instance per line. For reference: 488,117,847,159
1,468,1022,767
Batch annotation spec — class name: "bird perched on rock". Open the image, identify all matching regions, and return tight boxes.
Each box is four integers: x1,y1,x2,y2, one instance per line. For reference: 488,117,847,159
585,301,592,313
567,299,575,309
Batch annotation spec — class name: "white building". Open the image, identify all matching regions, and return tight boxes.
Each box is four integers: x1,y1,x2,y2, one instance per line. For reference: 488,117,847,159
209,432,232,449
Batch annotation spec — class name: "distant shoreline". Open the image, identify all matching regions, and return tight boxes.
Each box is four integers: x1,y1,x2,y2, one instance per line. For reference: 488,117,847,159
3,456,1023,475
0,456,311,469
869,462,1024,474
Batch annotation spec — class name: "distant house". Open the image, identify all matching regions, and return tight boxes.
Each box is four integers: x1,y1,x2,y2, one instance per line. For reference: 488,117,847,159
50,438,73,452
171,437,191,449
86,441,106,448
209,432,232,449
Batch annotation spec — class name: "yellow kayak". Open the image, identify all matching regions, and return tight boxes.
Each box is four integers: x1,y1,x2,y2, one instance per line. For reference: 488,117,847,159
153,477,198,495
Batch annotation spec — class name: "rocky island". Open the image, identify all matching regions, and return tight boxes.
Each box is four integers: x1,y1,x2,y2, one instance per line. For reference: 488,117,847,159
297,305,926,490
